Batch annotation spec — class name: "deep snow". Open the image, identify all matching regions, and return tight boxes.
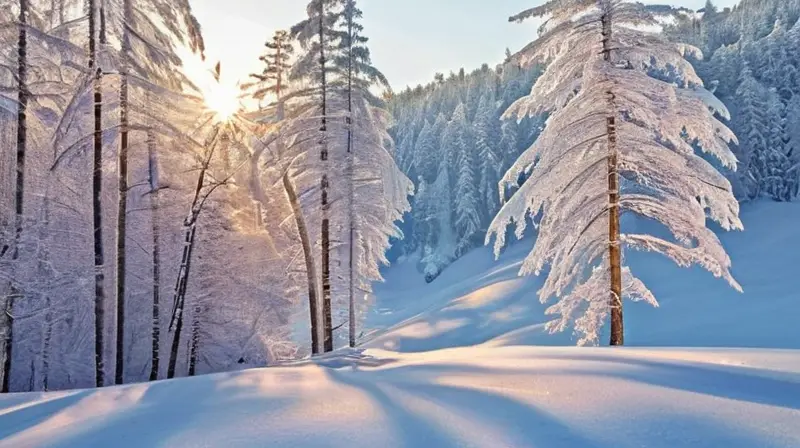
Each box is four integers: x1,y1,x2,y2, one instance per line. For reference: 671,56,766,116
364,201,800,351
0,201,798,447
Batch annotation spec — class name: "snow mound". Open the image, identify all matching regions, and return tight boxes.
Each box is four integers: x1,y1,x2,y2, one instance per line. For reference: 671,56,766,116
1,347,799,447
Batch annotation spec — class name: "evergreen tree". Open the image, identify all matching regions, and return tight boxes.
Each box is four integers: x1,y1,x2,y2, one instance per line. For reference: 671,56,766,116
474,91,502,222
734,66,769,199
491,0,742,346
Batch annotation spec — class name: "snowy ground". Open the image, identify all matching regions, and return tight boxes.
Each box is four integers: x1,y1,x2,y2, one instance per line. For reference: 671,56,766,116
365,201,800,350
1,347,799,447
1,202,798,447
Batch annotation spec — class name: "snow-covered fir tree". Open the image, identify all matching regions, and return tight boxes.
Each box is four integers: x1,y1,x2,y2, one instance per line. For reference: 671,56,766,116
278,0,412,352
487,0,743,346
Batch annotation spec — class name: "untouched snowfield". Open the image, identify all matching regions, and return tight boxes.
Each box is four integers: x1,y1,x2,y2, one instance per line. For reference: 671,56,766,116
1,202,798,447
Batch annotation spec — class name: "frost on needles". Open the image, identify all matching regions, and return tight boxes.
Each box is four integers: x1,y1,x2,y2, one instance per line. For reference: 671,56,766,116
487,0,743,346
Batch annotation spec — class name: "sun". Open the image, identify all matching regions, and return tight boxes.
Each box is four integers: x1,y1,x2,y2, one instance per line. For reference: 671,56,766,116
204,81,241,122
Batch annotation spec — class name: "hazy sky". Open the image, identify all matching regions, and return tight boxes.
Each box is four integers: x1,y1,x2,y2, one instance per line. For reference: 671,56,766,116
190,0,740,91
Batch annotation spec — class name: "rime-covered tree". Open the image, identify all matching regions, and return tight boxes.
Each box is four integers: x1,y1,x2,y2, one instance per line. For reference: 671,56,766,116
474,91,502,221
488,0,743,346
442,103,479,254
247,30,293,112
289,0,341,353
733,65,769,199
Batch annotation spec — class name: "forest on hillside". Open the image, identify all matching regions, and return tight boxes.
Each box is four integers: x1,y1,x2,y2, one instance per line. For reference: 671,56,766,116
0,0,797,393
391,0,800,280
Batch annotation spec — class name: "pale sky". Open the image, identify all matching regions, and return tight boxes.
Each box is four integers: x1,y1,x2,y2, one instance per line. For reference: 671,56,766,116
190,0,740,91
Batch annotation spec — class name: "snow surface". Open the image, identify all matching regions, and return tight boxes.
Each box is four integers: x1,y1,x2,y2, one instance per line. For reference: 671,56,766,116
365,201,800,351
0,202,798,447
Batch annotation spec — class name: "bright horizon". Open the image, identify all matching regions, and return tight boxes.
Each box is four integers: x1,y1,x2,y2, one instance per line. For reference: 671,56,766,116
190,0,739,94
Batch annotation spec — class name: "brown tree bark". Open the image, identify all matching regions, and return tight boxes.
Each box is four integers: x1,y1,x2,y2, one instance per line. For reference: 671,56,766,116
601,4,624,346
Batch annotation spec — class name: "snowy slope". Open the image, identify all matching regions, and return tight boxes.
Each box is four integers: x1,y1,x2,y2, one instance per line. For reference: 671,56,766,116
364,201,800,351
1,347,799,448
0,202,798,447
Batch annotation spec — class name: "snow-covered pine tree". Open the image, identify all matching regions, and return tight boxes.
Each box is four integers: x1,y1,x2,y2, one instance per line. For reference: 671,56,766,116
243,27,324,357
734,65,768,200
474,89,502,222
763,89,791,201
488,0,743,346
444,103,480,255
421,148,456,282
332,0,412,347
413,119,436,182
247,30,293,112
289,0,343,353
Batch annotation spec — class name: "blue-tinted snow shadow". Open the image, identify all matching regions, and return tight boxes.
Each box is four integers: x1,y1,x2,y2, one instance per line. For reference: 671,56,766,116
325,360,785,448
525,353,800,411
327,365,605,448
0,372,296,448
0,391,92,441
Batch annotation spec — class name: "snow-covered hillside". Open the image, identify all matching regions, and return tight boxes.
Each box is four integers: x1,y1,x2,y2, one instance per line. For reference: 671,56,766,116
0,202,798,447
365,201,800,351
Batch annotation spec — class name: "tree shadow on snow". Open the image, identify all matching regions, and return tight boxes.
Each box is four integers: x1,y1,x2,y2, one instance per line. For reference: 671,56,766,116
528,353,800,411
0,372,296,448
327,365,603,448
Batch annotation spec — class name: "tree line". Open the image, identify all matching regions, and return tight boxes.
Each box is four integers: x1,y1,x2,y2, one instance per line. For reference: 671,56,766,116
0,0,411,392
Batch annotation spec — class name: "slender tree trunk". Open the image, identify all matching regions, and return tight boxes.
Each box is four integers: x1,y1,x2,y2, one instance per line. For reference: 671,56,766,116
318,0,334,353
167,221,197,378
114,0,132,385
345,13,358,348
89,0,108,388
282,173,320,354
601,5,623,346
40,175,54,392
147,130,161,381
167,128,220,378
274,79,320,355
2,0,29,394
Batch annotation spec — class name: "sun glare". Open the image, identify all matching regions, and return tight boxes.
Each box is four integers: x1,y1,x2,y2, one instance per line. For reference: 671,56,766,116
180,48,242,122
204,82,241,122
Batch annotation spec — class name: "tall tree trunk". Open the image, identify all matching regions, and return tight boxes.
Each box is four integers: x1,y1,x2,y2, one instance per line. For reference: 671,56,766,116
318,0,333,353
275,81,319,355
282,173,320,354
601,5,623,346
39,164,55,391
345,9,356,348
147,130,161,381
89,0,108,388
2,0,29,394
114,0,132,385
